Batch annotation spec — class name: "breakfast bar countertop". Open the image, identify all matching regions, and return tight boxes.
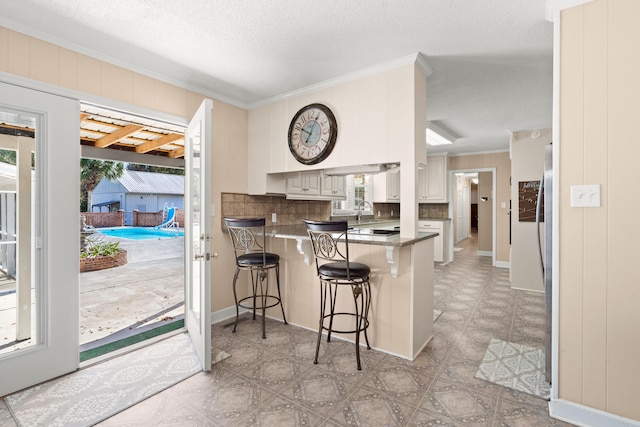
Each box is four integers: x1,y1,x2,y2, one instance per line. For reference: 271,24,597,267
262,223,438,247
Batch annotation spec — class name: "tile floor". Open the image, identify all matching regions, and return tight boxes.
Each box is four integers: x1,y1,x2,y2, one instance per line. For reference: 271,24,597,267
1,234,574,426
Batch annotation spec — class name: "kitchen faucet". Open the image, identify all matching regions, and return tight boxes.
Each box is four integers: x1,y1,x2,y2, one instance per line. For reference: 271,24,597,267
356,200,372,222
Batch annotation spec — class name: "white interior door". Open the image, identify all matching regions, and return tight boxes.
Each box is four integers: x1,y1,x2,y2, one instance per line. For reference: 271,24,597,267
0,82,80,396
184,99,212,371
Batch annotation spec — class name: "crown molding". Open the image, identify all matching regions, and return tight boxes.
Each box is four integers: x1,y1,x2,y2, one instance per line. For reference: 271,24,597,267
446,148,510,157
248,53,432,110
1,20,434,113
0,20,247,109
545,0,594,21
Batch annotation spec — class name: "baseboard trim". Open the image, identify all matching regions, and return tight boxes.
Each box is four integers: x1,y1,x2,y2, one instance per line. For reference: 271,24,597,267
478,251,493,257
550,399,640,427
211,305,244,325
495,260,510,269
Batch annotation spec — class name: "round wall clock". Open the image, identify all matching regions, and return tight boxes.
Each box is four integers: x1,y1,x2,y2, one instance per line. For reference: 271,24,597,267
287,103,338,165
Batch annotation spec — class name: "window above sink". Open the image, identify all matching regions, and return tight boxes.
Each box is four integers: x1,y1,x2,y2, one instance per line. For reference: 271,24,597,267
331,174,373,217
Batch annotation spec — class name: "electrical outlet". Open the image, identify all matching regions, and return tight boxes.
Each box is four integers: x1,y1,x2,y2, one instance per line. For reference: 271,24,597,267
272,212,277,223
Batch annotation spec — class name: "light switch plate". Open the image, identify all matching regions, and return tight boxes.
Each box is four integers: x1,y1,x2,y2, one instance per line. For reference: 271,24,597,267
571,185,600,207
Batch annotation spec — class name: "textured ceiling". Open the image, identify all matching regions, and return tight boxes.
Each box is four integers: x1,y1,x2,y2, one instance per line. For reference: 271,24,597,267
0,0,554,155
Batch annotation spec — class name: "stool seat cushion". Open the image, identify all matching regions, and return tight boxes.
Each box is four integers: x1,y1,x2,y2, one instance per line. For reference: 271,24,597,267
237,252,279,266
318,261,370,279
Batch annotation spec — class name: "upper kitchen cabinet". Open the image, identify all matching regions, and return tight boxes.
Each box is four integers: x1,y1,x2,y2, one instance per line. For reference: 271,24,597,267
286,171,345,200
286,172,321,197
419,154,448,203
320,175,346,198
373,171,401,203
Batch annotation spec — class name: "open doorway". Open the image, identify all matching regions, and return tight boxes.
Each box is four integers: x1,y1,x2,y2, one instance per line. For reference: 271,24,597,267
448,168,497,265
77,103,187,363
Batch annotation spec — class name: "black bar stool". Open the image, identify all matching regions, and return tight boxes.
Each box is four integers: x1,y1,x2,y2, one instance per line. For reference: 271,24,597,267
224,217,287,339
304,219,372,370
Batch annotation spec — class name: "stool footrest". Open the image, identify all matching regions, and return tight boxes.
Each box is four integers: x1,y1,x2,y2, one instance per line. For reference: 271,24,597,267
237,295,284,311
320,312,370,335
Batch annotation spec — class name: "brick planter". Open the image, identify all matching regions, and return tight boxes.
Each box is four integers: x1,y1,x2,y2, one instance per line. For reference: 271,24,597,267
80,249,128,273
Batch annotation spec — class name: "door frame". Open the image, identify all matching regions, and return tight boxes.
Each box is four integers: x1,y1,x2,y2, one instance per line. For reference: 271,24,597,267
0,71,211,388
447,167,497,266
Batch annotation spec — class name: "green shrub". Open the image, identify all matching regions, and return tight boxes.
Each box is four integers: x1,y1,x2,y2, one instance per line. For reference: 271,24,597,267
81,241,120,258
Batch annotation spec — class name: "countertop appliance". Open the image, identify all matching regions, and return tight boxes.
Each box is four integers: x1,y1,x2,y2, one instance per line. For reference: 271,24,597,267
536,144,553,383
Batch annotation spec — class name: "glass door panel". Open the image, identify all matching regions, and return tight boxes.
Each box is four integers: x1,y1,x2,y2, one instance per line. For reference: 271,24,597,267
0,110,36,356
184,99,212,371
0,81,79,396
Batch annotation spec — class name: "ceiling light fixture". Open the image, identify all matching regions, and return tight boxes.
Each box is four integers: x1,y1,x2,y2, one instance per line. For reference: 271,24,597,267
426,121,458,146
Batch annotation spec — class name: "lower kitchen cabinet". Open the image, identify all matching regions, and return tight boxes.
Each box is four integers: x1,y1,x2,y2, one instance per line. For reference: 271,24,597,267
418,219,450,263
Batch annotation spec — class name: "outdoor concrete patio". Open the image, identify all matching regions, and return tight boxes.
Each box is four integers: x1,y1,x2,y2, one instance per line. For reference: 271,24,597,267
80,233,185,347
0,232,185,355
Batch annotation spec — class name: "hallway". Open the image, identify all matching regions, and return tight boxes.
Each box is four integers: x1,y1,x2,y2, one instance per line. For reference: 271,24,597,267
1,234,571,426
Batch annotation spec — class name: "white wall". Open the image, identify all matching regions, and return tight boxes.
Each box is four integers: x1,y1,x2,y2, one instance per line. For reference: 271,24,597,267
248,61,426,194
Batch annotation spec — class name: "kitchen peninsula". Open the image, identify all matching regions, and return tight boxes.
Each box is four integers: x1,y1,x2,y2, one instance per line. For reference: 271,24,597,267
262,221,437,361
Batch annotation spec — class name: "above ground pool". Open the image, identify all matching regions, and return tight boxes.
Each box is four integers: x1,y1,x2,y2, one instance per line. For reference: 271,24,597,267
97,226,184,240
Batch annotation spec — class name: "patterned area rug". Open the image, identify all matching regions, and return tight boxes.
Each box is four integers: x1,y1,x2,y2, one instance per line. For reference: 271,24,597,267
6,333,230,427
474,338,550,400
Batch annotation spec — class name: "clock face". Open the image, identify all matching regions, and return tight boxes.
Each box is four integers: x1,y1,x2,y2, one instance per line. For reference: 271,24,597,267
288,103,337,165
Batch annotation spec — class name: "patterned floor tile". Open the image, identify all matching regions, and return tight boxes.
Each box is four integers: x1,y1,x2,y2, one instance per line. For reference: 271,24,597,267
357,360,433,407
177,369,281,423
409,407,465,426
5,233,575,427
419,380,497,426
494,400,575,427
328,383,418,426
276,369,359,417
439,356,502,397
233,395,326,427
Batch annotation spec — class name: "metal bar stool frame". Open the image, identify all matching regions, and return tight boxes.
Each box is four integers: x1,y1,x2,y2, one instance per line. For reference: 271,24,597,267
224,217,287,339
304,219,372,370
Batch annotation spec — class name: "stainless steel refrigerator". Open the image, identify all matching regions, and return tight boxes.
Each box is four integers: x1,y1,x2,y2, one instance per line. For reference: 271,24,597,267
536,143,553,383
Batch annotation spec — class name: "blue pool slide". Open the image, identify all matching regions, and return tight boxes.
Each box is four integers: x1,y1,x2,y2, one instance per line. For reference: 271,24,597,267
156,206,177,229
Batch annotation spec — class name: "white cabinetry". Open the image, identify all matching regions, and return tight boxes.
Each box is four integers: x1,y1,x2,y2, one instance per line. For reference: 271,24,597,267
418,167,429,201
320,175,346,198
418,220,450,263
420,154,448,203
386,172,401,201
286,172,345,200
373,172,401,202
287,173,320,197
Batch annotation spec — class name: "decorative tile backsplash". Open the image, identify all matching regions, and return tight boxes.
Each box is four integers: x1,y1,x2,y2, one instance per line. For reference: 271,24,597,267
220,193,449,228
220,193,331,227
419,203,449,219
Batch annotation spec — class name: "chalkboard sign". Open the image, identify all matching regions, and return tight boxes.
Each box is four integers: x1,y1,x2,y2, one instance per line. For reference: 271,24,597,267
518,181,543,222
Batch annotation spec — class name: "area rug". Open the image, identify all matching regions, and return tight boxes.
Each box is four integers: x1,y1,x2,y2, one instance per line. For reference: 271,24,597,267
433,309,443,322
453,247,464,252
6,333,230,427
474,338,550,400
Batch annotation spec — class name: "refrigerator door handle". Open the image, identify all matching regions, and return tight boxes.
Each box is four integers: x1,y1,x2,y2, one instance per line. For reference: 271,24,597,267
536,174,545,277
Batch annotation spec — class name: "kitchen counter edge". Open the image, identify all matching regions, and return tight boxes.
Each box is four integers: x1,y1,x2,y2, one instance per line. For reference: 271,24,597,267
264,224,438,247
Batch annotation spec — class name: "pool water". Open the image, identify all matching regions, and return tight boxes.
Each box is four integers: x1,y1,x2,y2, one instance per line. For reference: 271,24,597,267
98,227,184,240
